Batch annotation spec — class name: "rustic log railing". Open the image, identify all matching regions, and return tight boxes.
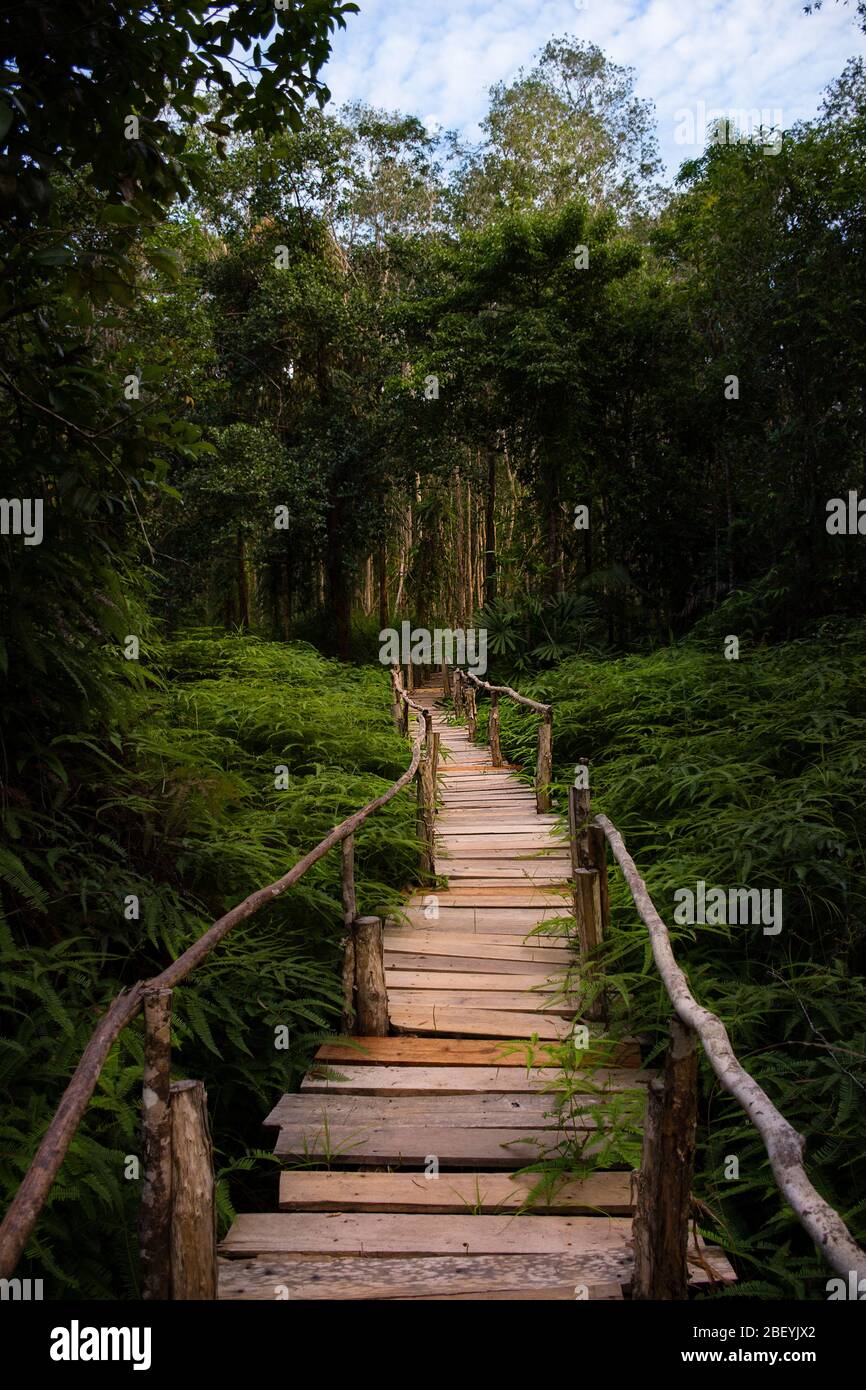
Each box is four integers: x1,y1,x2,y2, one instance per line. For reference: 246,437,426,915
452,669,554,813
451,671,866,1297
594,812,866,1296
0,684,434,1293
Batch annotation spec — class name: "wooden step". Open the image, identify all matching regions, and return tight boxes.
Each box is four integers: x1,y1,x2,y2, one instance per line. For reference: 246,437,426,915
220,1212,633,1258
301,1065,653,1095
384,932,573,960
386,951,565,974
388,988,577,1015
389,1003,575,1039
271,1123,589,1164
384,969,566,991
277,1170,635,1214
265,1092,594,1130
217,1253,630,1300
314,1036,642,1067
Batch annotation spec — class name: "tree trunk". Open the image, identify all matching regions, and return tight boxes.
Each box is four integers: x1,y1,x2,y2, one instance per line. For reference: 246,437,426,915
236,527,250,629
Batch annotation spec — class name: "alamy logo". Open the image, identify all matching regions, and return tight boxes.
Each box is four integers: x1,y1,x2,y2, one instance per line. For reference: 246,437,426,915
49,1321,152,1371
826,1272,866,1300
379,622,487,676
0,498,43,545
673,880,782,935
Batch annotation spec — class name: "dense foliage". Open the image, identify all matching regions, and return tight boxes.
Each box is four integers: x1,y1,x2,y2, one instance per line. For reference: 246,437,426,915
486,617,866,1296
0,634,417,1295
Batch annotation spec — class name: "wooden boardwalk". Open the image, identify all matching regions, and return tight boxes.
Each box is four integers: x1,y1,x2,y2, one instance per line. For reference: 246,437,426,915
218,681,735,1299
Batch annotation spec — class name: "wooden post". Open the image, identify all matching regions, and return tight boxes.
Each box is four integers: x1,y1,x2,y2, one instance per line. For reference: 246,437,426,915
568,782,605,1019
488,691,502,767
587,823,611,938
465,684,477,741
389,667,402,732
569,759,591,867
632,1018,698,1300
140,987,172,1301
169,1079,217,1300
405,661,414,695
535,710,553,813
442,662,451,698
340,835,356,1033
417,746,436,881
352,916,389,1035
453,671,464,717
430,729,441,784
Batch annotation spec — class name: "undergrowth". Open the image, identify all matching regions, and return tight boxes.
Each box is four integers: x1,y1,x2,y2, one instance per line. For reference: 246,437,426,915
0,632,419,1297
486,617,866,1297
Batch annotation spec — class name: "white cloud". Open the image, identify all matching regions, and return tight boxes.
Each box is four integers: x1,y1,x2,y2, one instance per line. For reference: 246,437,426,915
322,0,865,175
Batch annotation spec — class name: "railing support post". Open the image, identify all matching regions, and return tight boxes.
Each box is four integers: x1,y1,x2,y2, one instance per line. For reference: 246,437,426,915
417,741,437,882
351,916,389,1035
442,662,451,698
389,666,403,732
140,986,173,1301
632,1017,698,1300
488,691,502,767
169,1079,217,1300
465,684,477,741
535,709,553,813
340,834,357,1033
453,670,464,717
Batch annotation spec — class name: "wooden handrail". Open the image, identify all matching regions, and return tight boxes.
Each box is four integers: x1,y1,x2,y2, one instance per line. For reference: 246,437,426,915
459,669,552,715
594,812,866,1283
0,706,428,1280
453,668,553,813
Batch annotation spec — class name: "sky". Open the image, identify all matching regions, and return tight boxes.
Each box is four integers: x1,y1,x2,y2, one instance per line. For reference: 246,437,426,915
322,0,865,176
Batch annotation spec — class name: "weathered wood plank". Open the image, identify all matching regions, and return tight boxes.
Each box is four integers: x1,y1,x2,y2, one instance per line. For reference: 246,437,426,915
277,1170,635,1214
384,933,573,959
314,1036,642,1066
218,1248,733,1300
300,1064,653,1095
265,1092,584,1130
217,1253,633,1300
388,1004,575,1039
388,988,577,1015
271,1124,585,1164
385,951,564,975
384,969,566,992
220,1212,632,1257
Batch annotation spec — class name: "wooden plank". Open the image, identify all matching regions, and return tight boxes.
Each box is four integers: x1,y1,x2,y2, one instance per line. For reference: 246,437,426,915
386,969,566,992
271,1124,586,1164
431,886,570,900
385,969,565,991
277,1170,635,1214
301,1065,653,1095
385,951,564,975
441,866,570,880
219,1249,733,1300
218,1253,635,1300
264,1093,584,1130
391,908,571,929
313,1036,642,1067
220,1212,633,1257
384,934,572,960
388,989,577,1015
388,1004,574,1039
438,839,568,852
